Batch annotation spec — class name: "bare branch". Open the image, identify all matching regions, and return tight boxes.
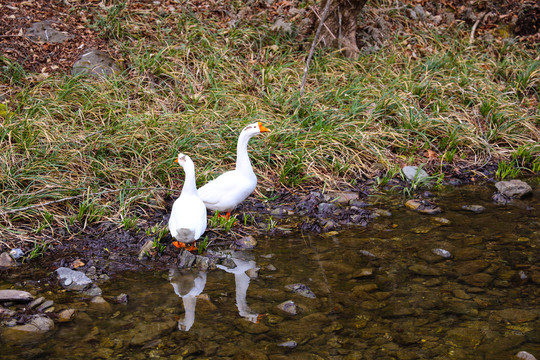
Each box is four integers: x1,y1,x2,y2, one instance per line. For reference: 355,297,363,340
300,0,333,97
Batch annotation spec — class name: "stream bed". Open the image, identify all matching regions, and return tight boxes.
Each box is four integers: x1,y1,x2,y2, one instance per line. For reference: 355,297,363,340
1,184,539,359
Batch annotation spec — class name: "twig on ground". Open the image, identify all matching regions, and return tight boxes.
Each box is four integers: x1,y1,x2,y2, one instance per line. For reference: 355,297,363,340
300,0,333,97
469,12,487,45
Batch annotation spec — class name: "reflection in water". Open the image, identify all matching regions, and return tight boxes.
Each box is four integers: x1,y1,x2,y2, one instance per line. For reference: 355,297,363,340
169,251,259,331
169,268,207,331
216,251,260,323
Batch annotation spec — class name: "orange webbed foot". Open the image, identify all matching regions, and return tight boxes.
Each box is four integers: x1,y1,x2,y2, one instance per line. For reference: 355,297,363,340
173,241,198,252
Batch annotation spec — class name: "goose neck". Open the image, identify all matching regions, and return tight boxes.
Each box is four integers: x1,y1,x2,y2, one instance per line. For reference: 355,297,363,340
182,163,198,194
235,131,254,174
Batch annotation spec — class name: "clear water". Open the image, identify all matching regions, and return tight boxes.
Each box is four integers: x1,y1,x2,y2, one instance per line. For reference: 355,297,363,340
1,184,539,359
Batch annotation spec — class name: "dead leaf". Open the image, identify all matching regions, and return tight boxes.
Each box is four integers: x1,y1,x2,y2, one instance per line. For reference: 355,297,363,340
425,150,438,159
71,259,85,268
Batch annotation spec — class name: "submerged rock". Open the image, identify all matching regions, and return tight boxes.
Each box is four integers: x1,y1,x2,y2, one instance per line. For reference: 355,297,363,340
58,309,77,322
492,308,539,324
432,217,451,225
1,315,55,344
56,267,93,291
446,327,483,348
405,199,442,215
83,285,103,297
432,248,452,258
129,319,177,346
277,300,299,315
284,283,316,299
409,264,442,276
516,351,537,360
462,204,486,213
278,340,297,348
359,250,377,258
89,296,112,313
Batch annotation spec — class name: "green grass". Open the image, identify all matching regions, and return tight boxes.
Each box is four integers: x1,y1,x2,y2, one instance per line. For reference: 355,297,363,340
208,212,238,232
0,0,539,249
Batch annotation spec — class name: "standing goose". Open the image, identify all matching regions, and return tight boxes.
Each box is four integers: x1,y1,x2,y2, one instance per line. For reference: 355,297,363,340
168,153,207,249
198,122,270,218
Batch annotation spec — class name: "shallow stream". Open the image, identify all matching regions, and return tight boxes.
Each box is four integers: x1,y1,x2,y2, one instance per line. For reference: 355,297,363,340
1,184,539,359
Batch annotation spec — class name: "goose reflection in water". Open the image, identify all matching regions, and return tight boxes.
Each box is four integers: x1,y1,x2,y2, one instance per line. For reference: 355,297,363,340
216,251,260,323
169,268,207,331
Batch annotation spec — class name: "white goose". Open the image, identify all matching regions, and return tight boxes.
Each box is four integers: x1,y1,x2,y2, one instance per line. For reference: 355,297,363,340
168,153,207,249
198,122,270,218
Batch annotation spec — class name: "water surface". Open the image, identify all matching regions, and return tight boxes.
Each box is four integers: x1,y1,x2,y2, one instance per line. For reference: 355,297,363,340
1,184,539,359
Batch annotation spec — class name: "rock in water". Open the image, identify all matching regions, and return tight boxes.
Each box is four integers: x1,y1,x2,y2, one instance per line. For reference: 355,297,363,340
277,300,299,315
405,199,442,215
278,340,297,348
495,180,533,199
461,205,485,213
432,248,452,258
1,315,55,344
0,290,34,302
285,284,316,299
516,351,537,360
58,309,77,322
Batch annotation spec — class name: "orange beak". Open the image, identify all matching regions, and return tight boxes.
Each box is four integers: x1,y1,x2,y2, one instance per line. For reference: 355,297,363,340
257,122,270,133
174,158,178,163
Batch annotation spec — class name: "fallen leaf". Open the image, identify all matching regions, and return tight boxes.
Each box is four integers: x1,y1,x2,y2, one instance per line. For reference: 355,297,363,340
425,150,438,159
71,259,85,268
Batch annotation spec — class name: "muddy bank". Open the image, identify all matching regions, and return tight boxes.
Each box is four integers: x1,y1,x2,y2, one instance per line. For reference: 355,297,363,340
2,164,531,279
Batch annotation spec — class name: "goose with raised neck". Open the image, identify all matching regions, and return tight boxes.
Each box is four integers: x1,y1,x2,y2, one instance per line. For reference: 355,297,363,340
198,122,270,218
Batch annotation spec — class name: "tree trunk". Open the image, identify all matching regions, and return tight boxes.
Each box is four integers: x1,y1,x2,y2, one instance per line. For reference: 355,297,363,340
318,0,368,58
